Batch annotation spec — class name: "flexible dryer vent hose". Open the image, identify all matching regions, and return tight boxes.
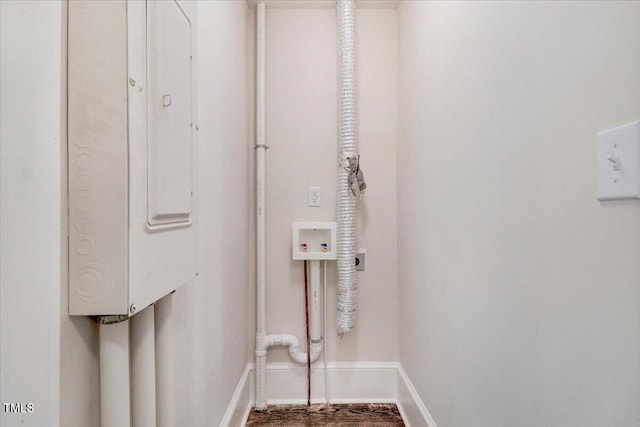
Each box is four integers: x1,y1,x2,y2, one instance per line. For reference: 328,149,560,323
336,0,358,335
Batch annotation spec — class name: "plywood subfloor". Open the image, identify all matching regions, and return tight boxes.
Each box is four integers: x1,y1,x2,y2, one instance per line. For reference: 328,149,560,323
245,403,405,426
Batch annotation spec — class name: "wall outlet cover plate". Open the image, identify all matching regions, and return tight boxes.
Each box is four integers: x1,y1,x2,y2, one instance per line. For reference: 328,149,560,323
596,120,640,201
308,186,321,207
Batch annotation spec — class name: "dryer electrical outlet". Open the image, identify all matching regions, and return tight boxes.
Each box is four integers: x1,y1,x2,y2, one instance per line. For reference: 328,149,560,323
68,0,198,316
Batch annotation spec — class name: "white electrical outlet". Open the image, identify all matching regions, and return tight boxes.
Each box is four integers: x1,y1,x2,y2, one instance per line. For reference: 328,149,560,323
308,186,321,207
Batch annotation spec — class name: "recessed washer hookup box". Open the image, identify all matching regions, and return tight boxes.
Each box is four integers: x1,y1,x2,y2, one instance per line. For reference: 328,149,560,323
292,222,337,261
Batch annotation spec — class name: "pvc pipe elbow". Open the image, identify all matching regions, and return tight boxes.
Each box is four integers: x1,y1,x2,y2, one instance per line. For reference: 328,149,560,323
288,347,306,364
289,340,322,364
278,334,322,365
280,334,299,349
265,333,322,364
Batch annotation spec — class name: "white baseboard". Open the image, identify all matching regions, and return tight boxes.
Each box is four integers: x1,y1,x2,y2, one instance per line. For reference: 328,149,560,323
221,361,436,427
254,361,399,404
220,364,252,427
396,364,437,427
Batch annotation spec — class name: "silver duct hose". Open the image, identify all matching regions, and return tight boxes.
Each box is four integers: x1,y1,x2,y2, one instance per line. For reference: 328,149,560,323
336,0,358,335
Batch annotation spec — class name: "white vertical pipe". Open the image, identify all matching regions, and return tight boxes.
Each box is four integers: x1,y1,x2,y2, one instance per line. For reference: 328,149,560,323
100,320,131,427
309,260,321,342
155,294,175,427
255,1,268,411
336,0,358,335
323,261,330,404
131,306,156,427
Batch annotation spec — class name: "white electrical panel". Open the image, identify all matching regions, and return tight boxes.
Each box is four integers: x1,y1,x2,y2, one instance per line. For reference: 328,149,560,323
292,222,337,260
68,0,198,316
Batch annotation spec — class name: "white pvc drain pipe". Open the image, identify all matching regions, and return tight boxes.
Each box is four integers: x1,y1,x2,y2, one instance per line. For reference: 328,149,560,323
255,1,268,411
155,294,175,427
131,306,157,427
99,320,131,427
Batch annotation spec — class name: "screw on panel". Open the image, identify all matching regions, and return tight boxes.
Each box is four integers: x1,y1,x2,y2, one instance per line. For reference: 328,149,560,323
129,77,136,87
196,269,200,277
129,304,137,314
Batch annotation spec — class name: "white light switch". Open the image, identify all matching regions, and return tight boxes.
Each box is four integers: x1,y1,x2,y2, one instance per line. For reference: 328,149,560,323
596,120,640,200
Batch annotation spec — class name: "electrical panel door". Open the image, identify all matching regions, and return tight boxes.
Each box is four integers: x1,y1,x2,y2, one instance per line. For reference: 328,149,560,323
147,0,193,227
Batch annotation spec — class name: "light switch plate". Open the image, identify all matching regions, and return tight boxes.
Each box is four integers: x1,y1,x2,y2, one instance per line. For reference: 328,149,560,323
596,120,640,200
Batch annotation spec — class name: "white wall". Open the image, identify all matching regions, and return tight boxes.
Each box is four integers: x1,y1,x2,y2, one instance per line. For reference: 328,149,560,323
53,2,251,426
246,6,399,370
397,2,640,426
12,2,639,425
172,1,251,425
59,1,101,424
0,1,64,426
